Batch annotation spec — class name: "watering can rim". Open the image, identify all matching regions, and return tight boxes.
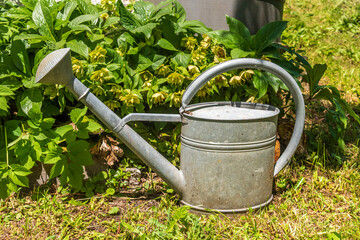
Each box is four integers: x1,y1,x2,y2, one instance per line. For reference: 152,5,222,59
182,101,280,122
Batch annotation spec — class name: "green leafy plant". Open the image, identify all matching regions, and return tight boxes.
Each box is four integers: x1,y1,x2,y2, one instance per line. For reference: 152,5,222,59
209,15,360,153
0,0,358,199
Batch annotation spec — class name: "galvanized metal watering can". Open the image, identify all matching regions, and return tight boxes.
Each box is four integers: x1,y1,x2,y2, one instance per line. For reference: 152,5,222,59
36,48,305,213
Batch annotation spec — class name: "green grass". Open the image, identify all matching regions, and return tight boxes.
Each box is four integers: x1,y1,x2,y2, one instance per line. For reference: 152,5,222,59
0,0,359,239
283,0,360,103
0,157,359,239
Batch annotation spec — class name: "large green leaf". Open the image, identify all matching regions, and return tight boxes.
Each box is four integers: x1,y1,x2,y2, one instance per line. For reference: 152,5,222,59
63,163,83,189
69,14,99,27
76,0,99,15
131,22,157,39
117,32,136,50
0,86,14,97
103,17,120,28
226,15,251,39
256,71,288,93
151,54,166,71
4,7,32,20
32,0,55,40
60,1,78,21
14,33,51,42
49,156,66,179
0,97,9,113
135,54,154,72
86,119,102,132
20,88,43,124
0,182,12,199
156,38,178,51
133,0,155,23
70,107,88,124
253,72,269,99
173,0,186,23
9,171,29,187
67,140,93,166
10,164,32,176
251,21,287,54
68,24,91,33
20,0,38,11
44,149,62,164
4,120,21,141
207,30,246,49
171,52,191,68
151,0,174,20
176,20,211,34
11,40,31,76
66,39,89,59
55,125,74,137
230,48,254,59
304,64,327,96
117,0,141,30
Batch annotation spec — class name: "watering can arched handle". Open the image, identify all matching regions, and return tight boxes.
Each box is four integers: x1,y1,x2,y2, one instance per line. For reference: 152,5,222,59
181,58,305,176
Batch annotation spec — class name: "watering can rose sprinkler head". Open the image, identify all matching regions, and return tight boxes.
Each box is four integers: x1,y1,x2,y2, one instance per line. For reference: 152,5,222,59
36,48,74,86
36,48,305,214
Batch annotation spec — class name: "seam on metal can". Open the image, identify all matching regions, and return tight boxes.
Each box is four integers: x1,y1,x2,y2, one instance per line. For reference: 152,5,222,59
180,135,276,152
180,194,273,213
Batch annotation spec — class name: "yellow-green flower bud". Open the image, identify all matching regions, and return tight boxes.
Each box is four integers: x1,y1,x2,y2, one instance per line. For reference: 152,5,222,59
170,91,184,107
200,34,212,49
181,37,197,51
89,46,107,63
110,85,122,98
101,0,115,11
140,70,153,82
72,58,85,78
212,75,229,88
90,68,110,83
92,85,106,96
191,49,207,65
151,92,167,104
105,100,120,110
229,76,243,86
142,81,152,88
187,65,200,76
101,13,109,21
212,45,226,62
167,72,185,85
120,89,141,106
44,85,57,100
115,47,126,57
155,65,171,77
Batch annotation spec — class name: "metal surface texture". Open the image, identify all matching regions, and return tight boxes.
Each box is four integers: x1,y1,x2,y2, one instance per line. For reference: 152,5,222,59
36,49,305,214
122,113,182,125
180,101,278,210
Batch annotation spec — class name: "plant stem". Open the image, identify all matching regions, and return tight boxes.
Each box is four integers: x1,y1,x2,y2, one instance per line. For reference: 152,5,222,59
4,126,9,166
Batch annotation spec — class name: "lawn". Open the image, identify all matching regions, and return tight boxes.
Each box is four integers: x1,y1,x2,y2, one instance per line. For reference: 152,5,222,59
0,0,359,239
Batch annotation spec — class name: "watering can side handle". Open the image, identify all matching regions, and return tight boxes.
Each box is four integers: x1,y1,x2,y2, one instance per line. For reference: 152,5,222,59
181,58,305,176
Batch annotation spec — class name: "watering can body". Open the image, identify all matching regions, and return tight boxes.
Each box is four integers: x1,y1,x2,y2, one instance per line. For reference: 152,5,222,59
180,102,278,212
36,49,305,214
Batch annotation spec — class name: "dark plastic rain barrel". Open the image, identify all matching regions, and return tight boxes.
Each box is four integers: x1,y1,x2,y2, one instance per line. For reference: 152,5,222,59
149,0,285,34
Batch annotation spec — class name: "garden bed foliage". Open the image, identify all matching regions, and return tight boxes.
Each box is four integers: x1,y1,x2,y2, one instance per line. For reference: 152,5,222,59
0,0,358,199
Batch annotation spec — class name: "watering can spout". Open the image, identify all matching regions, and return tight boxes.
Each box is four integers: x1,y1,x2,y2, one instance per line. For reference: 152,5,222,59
35,48,186,195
